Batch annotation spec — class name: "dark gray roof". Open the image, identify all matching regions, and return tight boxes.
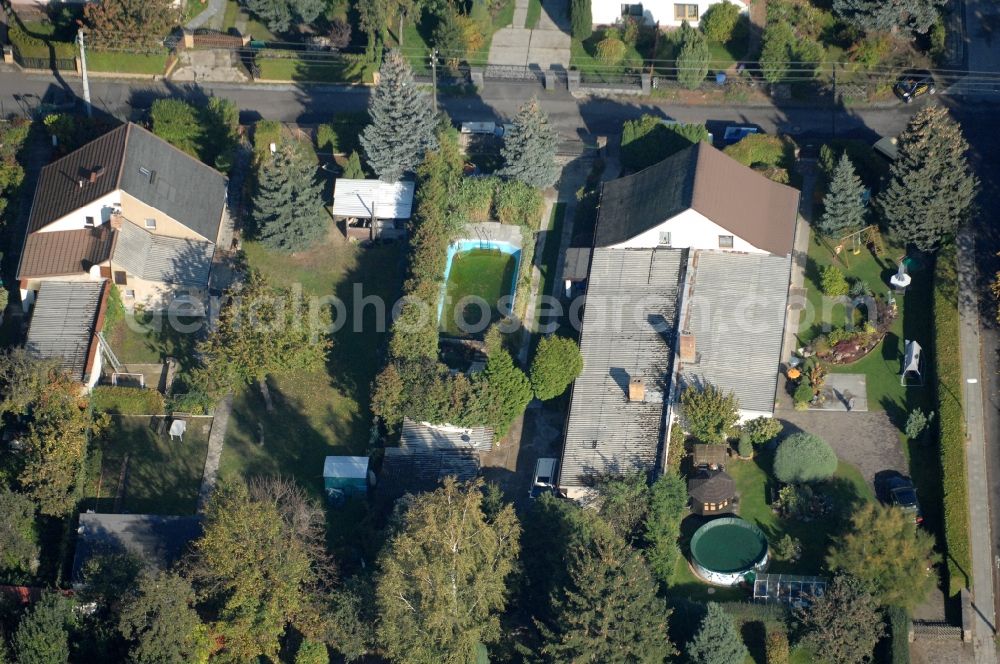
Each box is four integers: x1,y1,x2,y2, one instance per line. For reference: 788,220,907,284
26,281,107,381
113,220,215,287
563,247,592,282
72,513,201,583
25,123,227,241
688,470,736,503
595,143,800,255
676,252,791,415
400,418,494,452
119,125,227,242
379,447,480,498
560,248,684,490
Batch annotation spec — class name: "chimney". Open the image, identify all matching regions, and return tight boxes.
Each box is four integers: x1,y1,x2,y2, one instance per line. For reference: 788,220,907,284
679,332,696,363
628,377,645,403
110,214,123,230
89,171,97,184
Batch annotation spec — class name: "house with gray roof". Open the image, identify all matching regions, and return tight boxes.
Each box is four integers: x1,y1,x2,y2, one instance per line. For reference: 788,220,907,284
17,122,227,312
25,281,110,388
558,143,798,498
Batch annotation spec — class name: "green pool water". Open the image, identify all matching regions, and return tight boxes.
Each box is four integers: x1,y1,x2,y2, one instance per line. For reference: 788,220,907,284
691,518,768,574
439,249,518,337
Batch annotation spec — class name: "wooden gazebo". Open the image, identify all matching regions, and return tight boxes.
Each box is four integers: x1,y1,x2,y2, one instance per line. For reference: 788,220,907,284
688,469,736,516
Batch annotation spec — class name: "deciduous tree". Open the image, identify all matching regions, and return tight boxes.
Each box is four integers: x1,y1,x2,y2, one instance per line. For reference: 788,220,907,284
376,478,520,664
500,98,560,190
833,0,944,34
819,152,867,239
741,416,783,446
700,0,742,42
795,575,884,664
687,602,749,664
253,144,328,252
679,382,739,444
12,592,75,664
877,106,978,252
773,432,837,484
184,478,333,662
150,99,203,158
361,50,439,182
0,488,39,580
827,502,939,609
529,335,583,400
194,271,330,400
477,332,533,437
84,0,180,48
119,571,210,664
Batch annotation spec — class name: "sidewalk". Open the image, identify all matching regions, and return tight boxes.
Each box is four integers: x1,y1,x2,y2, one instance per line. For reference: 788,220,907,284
956,227,998,663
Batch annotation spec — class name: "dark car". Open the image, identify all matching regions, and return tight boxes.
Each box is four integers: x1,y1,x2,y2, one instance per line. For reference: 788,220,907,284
886,476,923,524
893,70,936,103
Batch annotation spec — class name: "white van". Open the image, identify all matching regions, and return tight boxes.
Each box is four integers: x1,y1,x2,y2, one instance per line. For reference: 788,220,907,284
530,458,558,498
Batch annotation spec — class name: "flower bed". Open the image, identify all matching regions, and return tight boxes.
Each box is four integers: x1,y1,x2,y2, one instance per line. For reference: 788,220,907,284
805,297,898,365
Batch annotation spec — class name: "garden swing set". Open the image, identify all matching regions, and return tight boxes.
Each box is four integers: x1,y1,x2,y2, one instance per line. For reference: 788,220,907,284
833,225,885,268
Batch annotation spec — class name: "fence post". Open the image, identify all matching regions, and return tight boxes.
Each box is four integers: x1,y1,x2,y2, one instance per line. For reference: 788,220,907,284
567,69,579,93
544,68,556,90
470,66,484,91
182,29,194,50
641,73,651,95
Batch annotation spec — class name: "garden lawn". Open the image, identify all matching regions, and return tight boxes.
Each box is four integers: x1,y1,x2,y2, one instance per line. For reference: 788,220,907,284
105,314,202,372
525,0,541,28
84,416,209,515
257,55,365,83
219,238,404,496
439,249,517,337
86,51,169,75
534,202,565,330
570,29,644,78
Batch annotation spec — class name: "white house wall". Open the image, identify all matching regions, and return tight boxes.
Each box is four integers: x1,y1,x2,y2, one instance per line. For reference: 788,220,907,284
591,0,747,28
605,208,768,253
35,191,121,233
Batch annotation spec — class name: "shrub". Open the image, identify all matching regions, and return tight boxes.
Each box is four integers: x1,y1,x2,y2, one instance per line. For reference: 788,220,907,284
91,386,166,415
737,433,753,459
596,35,627,65
494,179,544,229
680,383,740,444
765,629,790,664
722,134,793,171
619,16,640,46
700,0,741,42
848,32,892,70
772,534,801,562
742,417,782,446
793,381,814,405
455,176,496,222
773,432,837,484
820,265,849,296
103,284,125,333
933,248,971,596
886,606,911,664
530,335,583,401
168,391,214,415
295,640,329,664
621,114,709,172
905,408,933,440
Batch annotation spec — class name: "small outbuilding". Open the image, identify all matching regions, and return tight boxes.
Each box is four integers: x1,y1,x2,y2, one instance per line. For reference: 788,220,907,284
688,469,736,515
322,456,369,499
333,178,414,242
901,339,923,386
692,443,728,470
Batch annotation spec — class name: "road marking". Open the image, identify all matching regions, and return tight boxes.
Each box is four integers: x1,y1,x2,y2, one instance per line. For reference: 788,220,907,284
968,378,979,384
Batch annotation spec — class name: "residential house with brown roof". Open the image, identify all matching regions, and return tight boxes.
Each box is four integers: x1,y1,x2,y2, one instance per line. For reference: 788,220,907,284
558,142,800,498
17,122,228,312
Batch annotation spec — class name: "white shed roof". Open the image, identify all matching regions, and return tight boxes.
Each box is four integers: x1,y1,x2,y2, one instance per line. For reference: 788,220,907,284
332,179,414,219
323,456,369,479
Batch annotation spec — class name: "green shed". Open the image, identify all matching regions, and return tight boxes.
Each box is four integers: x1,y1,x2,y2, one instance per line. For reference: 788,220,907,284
323,456,369,498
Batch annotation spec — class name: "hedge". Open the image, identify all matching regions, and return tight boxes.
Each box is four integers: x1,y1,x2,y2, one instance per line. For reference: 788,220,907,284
7,24,76,62
933,247,971,596
91,386,166,415
885,606,911,664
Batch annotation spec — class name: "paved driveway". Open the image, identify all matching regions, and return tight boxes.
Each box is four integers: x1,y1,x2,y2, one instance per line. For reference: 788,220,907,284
488,0,571,69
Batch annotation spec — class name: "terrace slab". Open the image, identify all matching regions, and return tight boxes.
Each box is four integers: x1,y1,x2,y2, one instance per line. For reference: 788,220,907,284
813,373,868,412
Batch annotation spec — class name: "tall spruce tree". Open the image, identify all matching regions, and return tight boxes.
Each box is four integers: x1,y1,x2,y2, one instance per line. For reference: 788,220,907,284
676,22,711,90
877,106,978,252
833,0,943,34
687,603,749,664
253,144,328,252
500,98,560,190
360,50,439,182
818,152,866,239
541,526,676,663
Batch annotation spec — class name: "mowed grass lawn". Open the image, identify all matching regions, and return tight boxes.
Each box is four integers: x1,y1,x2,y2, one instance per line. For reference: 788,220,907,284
105,313,202,374
439,248,517,337
84,416,210,515
218,235,404,496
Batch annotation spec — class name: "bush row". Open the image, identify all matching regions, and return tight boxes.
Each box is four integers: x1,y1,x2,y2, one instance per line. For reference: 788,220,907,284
7,24,77,61
932,247,971,596
91,386,165,415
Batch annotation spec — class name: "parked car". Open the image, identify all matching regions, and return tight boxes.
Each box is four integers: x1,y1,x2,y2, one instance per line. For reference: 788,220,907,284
529,458,558,498
885,476,923,524
893,70,936,104
723,126,759,144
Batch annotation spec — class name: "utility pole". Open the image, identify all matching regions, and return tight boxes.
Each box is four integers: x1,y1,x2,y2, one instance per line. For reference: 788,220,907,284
77,30,92,118
831,62,837,137
649,21,659,76
430,48,438,114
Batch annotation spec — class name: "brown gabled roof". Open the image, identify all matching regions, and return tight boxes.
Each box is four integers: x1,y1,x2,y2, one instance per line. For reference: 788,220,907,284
26,124,128,234
18,226,115,279
595,143,800,256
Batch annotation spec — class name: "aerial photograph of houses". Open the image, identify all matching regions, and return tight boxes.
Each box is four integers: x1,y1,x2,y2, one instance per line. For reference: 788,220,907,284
0,0,999,661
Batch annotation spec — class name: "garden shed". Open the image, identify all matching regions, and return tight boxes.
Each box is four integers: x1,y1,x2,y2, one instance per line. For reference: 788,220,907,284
901,339,923,385
692,443,728,469
688,469,736,515
333,179,413,241
322,456,369,497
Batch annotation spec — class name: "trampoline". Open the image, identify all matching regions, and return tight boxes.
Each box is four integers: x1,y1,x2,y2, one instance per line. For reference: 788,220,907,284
690,517,769,586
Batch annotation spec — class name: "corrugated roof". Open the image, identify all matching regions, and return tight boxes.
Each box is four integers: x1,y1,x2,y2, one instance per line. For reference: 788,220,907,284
380,446,480,498
677,251,790,415
560,248,684,489
400,418,494,452
26,281,106,381
25,123,227,241
72,513,201,583
332,179,414,219
112,221,215,288
26,124,128,234
119,125,227,242
595,143,800,256
323,456,369,479
18,226,114,278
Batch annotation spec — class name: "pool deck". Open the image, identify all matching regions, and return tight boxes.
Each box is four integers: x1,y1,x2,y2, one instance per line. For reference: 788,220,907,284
462,222,524,249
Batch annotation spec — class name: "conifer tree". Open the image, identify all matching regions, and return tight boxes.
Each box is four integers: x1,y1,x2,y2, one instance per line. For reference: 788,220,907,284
360,50,439,182
818,152,866,239
570,0,592,40
833,0,943,34
477,330,534,437
500,98,560,190
877,106,978,252
342,150,365,179
253,144,327,253
12,592,75,664
687,603,749,664
542,526,676,663
529,334,583,400
676,22,711,90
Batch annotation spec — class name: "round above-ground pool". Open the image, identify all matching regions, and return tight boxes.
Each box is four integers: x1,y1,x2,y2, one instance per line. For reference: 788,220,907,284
690,517,769,586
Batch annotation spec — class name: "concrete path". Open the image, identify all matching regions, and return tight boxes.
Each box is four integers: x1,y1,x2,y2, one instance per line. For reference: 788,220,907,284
948,0,1000,98
955,228,998,663
488,0,571,69
197,393,232,511
185,0,227,31
512,0,528,27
